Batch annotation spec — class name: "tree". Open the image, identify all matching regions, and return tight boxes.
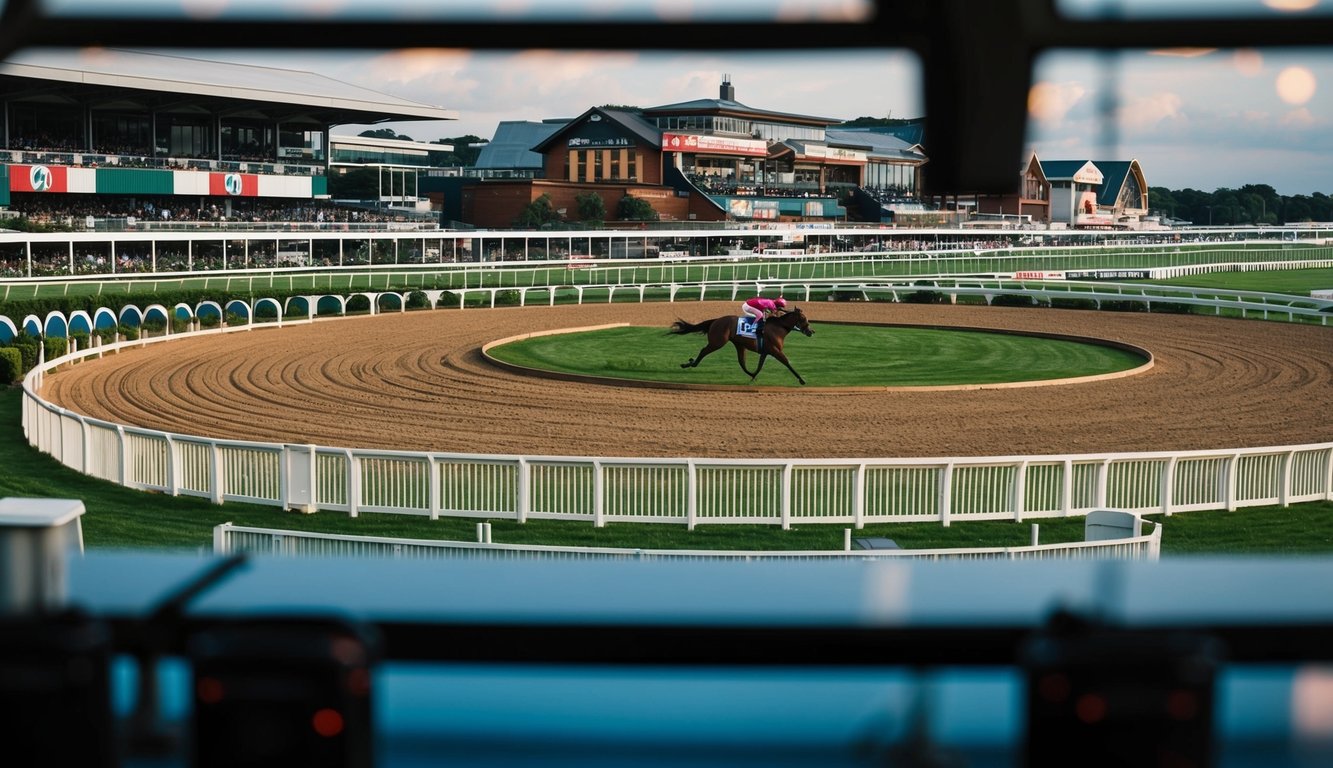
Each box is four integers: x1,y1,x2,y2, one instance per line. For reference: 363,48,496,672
575,192,606,224
513,194,562,229
431,135,488,167
616,195,659,222
358,128,413,141
325,167,381,199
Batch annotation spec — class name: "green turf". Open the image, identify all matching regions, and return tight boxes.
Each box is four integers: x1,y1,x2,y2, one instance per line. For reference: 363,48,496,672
1147,267,1333,295
486,323,1147,387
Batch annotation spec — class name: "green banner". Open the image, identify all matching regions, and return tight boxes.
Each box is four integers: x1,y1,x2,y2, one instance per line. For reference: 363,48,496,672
95,167,174,195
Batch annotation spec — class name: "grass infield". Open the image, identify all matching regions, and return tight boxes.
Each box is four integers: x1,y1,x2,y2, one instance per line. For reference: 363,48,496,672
486,322,1149,388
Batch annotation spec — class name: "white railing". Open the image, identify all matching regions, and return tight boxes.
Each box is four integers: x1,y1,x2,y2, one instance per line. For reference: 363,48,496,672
212,520,1162,561
18,291,1333,529
21,332,1333,528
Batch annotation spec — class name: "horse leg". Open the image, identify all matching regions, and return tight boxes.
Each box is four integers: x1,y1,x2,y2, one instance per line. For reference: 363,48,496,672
749,353,768,382
682,340,723,368
733,343,755,377
771,349,806,385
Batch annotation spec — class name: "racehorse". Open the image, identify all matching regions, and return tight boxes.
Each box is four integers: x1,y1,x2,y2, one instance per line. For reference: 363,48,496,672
669,307,814,385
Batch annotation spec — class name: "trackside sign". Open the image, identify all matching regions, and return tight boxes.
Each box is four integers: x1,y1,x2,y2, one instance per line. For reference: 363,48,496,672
1065,269,1155,280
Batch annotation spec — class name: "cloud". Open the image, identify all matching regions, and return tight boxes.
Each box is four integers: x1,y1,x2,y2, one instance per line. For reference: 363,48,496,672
1280,107,1317,127
1028,80,1089,127
1116,91,1187,133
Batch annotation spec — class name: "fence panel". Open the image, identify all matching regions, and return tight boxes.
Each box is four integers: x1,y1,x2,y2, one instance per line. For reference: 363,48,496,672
1022,462,1067,516
83,422,122,483
219,445,282,505
1070,461,1102,512
1235,452,1284,508
862,465,941,523
1106,458,1168,513
124,430,170,492
438,459,519,518
357,454,430,515
791,465,856,523
316,451,352,512
1290,448,1332,502
695,465,782,523
1171,456,1229,512
58,414,85,472
176,439,215,498
603,463,689,523
529,461,595,521
951,464,1018,520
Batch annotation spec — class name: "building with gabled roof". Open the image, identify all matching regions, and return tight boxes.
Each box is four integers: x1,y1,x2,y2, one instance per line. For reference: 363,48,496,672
455,79,930,228
1041,157,1148,228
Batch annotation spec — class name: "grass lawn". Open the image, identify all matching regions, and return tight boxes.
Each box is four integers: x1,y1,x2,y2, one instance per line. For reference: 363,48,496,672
1148,267,1333,295
487,323,1147,387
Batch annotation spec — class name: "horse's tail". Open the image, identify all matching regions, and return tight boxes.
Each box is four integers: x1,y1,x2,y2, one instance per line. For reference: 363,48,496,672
669,318,711,335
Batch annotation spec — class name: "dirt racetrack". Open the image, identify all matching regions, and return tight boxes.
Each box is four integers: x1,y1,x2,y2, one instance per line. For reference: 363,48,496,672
39,302,1333,459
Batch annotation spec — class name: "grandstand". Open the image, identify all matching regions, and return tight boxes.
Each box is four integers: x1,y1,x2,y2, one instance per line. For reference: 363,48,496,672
0,48,458,221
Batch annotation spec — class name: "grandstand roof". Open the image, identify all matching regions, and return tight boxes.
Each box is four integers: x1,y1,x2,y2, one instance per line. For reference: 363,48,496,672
825,128,928,163
531,107,661,153
1092,160,1140,206
475,120,569,170
1038,160,1103,183
0,48,458,124
642,97,836,127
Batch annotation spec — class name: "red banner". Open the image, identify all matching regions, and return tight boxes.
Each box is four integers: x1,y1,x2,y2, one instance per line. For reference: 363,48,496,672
11,164,68,193
209,172,259,196
661,133,768,157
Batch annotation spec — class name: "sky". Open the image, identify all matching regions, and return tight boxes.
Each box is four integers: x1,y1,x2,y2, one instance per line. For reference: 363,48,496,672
208,44,1333,198
29,0,1333,195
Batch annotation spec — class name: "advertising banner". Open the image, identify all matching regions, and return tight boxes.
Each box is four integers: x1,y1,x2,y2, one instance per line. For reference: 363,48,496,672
208,172,259,197
11,164,68,193
662,133,767,157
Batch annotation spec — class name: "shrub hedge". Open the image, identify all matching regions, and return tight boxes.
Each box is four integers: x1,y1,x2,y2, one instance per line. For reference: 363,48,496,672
0,347,20,384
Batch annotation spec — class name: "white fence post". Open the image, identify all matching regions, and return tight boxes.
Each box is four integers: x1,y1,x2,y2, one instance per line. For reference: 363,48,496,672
940,462,953,527
1162,455,1177,517
428,456,440,521
1013,460,1027,522
516,458,529,524
1325,447,1333,502
1095,459,1110,509
1061,458,1074,517
165,435,179,497
780,463,792,530
209,442,222,504
348,454,361,518
116,425,128,486
593,460,605,528
686,459,697,531
213,523,231,555
853,463,865,530
1226,452,1240,511
1280,450,1294,508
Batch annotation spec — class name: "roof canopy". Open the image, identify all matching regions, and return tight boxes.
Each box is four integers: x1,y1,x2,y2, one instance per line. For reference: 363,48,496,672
0,48,458,126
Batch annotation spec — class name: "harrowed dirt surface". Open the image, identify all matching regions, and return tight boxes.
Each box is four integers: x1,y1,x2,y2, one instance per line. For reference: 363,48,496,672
40,302,1333,459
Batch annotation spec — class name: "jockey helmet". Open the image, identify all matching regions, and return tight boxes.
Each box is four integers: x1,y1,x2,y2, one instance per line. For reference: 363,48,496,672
774,296,787,308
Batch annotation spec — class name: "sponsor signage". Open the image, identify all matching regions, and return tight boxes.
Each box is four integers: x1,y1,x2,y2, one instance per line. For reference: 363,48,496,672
661,132,767,157
1014,271,1066,280
11,164,68,193
800,145,867,162
567,136,633,148
208,172,258,196
1065,269,1153,280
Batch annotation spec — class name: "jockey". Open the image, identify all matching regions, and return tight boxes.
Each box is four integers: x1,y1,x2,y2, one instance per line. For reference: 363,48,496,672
741,295,787,336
